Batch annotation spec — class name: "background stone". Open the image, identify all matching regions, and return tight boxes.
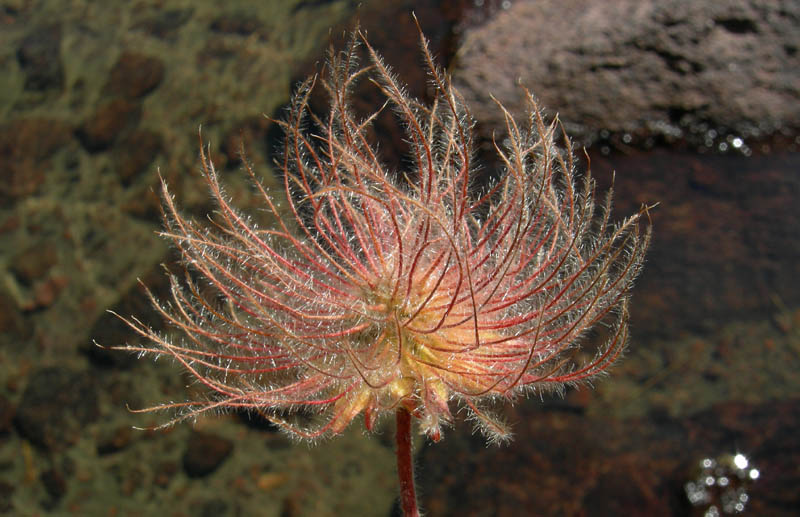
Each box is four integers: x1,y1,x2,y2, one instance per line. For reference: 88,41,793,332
454,0,799,151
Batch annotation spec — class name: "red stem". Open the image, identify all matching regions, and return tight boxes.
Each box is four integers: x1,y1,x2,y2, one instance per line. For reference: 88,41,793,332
396,407,420,517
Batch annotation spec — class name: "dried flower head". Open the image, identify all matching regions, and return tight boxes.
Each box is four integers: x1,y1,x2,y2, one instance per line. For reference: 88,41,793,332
118,28,650,445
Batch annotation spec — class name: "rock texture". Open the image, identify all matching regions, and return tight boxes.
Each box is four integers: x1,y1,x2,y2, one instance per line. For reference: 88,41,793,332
14,367,99,452
454,0,799,150
0,118,73,203
419,398,800,517
16,24,64,93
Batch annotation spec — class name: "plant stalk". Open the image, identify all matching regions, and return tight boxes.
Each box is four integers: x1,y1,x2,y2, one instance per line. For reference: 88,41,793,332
396,407,420,517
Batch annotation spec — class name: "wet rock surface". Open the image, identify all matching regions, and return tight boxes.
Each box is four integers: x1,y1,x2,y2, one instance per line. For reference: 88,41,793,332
183,430,234,478
454,0,800,151
0,284,29,342
16,23,64,93
104,52,165,100
132,8,194,40
9,242,58,287
113,129,164,187
0,395,13,436
0,118,73,203
419,398,800,516
76,98,142,152
588,149,800,337
14,367,99,451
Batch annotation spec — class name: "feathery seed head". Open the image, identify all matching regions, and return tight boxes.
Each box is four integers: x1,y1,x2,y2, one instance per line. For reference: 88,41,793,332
120,28,650,445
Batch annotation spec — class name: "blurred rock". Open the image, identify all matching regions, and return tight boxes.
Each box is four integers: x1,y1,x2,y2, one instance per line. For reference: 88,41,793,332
104,52,165,99
154,460,179,488
14,367,99,451
209,14,266,36
76,98,142,152
0,395,13,436
0,284,28,341
587,150,800,337
113,129,164,186
16,23,64,92
0,118,72,202
97,426,133,455
133,8,194,40
40,468,67,501
0,481,13,514
190,498,235,517
419,398,800,516
183,430,234,478
454,0,800,150
9,242,58,287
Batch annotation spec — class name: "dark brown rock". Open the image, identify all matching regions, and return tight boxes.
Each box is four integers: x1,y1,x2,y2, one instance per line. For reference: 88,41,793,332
0,118,72,202
97,426,133,455
183,430,234,478
587,150,800,338
209,14,265,36
14,367,99,451
104,52,165,99
454,0,800,151
76,98,141,152
16,24,64,92
40,468,67,501
154,460,179,488
190,498,235,517
418,399,800,516
30,274,68,310
0,481,13,514
133,8,194,39
113,129,163,185
0,395,14,436
9,242,58,287
0,285,28,341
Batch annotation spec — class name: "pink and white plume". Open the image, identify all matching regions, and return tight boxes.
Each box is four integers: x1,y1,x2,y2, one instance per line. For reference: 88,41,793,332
118,29,650,444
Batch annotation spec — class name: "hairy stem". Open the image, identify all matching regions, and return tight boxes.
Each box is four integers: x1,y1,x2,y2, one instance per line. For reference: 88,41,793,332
396,407,420,517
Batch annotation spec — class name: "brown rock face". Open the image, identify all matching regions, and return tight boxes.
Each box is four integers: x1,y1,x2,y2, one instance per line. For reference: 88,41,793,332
418,399,800,516
454,0,799,149
182,431,234,478
0,118,72,203
13,367,99,452
16,24,65,92
104,52,165,99
76,98,142,152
